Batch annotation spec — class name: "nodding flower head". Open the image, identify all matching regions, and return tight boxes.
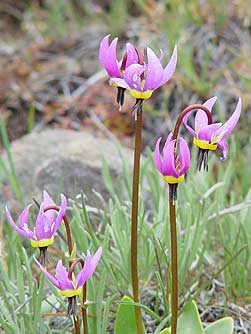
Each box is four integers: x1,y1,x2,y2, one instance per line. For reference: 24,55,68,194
5,190,67,250
35,247,102,315
99,34,139,107
110,45,177,101
154,132,190,181
183,97,242,170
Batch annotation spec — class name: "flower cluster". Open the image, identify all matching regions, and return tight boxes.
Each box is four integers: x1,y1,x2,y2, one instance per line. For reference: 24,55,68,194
6,190,102,318
6,191,66,249
99,34,177,107
154,97,241,185
98,35,241,185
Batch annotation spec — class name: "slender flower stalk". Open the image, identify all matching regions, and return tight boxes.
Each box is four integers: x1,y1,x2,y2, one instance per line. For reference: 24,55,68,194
154,104,212,334
44,205,73,261
131,103,144,334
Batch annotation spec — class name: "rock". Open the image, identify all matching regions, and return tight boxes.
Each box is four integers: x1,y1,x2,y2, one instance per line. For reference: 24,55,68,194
1,129,134,206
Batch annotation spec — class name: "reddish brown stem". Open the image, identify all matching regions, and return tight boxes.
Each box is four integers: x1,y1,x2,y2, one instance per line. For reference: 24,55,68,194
131,104,144,334
167,104,211,334
44,205,73,256
68,258,88,334
169,194,178,334
172,104,212,141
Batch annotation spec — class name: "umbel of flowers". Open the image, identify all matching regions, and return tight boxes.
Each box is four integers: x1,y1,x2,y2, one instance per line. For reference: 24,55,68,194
99,35,178,334
153,98,241,334
6,191,102,334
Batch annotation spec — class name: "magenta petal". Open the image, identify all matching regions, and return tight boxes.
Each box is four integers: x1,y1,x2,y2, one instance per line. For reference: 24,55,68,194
125,43,139,68
163,132,173,151
162,140,179,178
195,96,217,128
105,37,121,78
197,123,222,141
154,137,163,174
35,258,60,288
110,77,130,89
123,64,145,90
76,247,102,288
35,214,53,240
144,47,164,91
18,204,33,238
51,194,67,235
43,190,55,207
76,253,93,288
212,98,242,140
183,111,196,137
160,45,177,86
55,260,74,290
42,191,55,222
5,207,33,240
99,35,110,67
178,137,191,175
217,140,229,160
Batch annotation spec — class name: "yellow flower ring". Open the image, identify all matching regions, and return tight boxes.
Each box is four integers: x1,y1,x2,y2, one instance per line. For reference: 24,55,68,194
193,137,217,151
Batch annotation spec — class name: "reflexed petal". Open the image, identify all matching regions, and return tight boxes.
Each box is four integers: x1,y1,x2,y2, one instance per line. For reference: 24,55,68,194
35,214,53,240
163,132,173,152
110,77,130,89
183,111,196,137
51,194,67,235
217,140,229,160
154,137,163,174
105,37,121,78
178,137,191,175
5,207,33,239
125,43,139,67
144,47,164,91
99,35,110,67
195,96,217,128
159,45,177,86
76,253,93,288
212,98,242,141
19,204,33,237
42,190,55,222
162,140,179,178
35,258,60,288
55,260,74,290
123,64,145,91
77,247,102,288
43,190,55,207
197,123,222,141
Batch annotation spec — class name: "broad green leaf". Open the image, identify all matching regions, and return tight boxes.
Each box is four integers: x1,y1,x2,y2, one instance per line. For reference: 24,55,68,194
204,317,234,334
177,300,203,334
114,296,137,334
160,329,171,334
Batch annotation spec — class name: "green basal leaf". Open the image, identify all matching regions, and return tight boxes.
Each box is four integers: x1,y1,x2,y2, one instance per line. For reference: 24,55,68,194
177,300,203,334
159,329,171,334
204,317,234,334
114,296,137,334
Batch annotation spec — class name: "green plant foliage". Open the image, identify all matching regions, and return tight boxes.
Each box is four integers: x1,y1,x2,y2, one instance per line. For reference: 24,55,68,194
159,329,171,334
177,300,203,334
204,317,234,334
114,296,137,334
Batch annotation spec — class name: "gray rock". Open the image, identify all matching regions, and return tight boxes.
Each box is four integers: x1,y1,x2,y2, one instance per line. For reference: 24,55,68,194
1,129,133,206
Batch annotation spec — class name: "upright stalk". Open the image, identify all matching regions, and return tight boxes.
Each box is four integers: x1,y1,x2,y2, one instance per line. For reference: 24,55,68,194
44,206,81,334
169,190,178,334
82,284,88,334
44,206,73,256
167,104,212,334
69,258,88,334
131,103,144,334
